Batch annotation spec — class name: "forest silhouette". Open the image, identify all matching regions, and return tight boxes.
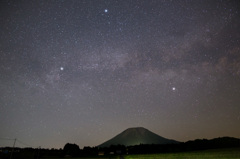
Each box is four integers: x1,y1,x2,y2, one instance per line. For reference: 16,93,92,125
1,137,240,158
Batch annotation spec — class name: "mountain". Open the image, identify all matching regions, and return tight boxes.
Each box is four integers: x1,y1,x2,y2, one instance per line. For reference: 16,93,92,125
98,127,179,147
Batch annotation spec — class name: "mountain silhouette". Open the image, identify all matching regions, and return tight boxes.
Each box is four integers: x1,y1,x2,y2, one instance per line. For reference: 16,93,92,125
98,127,179,147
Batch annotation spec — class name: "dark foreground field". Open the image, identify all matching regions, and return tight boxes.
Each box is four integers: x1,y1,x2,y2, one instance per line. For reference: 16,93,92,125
124,148,240,159
43,148,240,159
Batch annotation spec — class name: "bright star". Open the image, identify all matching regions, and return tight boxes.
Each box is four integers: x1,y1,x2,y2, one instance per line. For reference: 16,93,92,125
104,9,108,13
172,87,176,91
60,67,64,71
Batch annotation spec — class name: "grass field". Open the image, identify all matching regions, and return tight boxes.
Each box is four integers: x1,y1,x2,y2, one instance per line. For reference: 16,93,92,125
43,148,240,159
124,148,240,159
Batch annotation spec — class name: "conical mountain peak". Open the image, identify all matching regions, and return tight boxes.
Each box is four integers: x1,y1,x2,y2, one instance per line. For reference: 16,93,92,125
98,127,179,147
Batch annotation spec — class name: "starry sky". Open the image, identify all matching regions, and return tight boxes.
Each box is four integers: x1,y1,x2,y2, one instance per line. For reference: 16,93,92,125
1,0,240,149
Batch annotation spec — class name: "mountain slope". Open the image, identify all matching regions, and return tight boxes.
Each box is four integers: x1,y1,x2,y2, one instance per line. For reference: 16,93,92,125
98,127,179,147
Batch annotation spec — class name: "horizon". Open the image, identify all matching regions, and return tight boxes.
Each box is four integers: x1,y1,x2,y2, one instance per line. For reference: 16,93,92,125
1,0,240,149
1,129,239,149
1,127,239,149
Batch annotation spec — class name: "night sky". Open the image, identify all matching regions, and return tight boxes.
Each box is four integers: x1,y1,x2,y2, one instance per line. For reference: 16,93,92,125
1,0,240,149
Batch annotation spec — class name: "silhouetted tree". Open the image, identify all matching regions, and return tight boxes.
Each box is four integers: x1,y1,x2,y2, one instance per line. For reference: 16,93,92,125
63,143,80,157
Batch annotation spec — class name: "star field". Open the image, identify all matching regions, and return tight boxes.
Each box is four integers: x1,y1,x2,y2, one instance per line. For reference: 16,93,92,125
0,0,240,148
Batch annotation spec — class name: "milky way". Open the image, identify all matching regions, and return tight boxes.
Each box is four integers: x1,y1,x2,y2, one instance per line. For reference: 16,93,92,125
0,0,240,148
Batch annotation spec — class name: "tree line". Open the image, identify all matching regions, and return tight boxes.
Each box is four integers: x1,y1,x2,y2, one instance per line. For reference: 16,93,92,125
1,137,239,158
